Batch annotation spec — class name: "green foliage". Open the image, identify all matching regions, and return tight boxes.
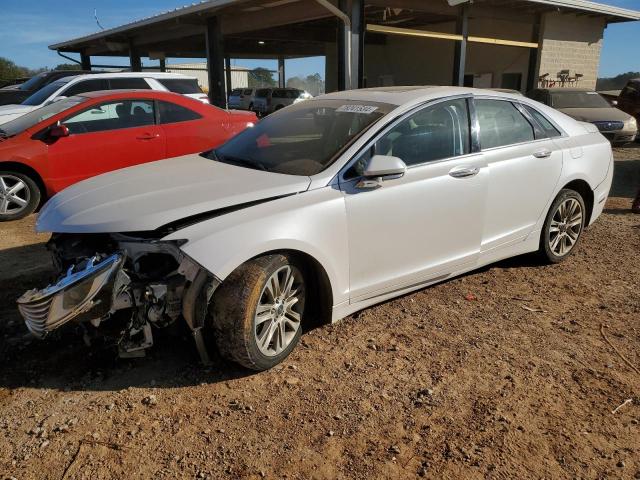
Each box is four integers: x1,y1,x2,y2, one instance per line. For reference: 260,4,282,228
54,63,81,71
0,57,30,83
596,72,640,91
248,68,277,88
286,73,324,96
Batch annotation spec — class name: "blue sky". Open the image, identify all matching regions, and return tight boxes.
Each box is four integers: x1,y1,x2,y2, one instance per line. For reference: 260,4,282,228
0,0,638,79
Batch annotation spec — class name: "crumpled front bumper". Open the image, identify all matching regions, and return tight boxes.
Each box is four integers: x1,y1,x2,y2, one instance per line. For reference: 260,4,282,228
17,253,124,338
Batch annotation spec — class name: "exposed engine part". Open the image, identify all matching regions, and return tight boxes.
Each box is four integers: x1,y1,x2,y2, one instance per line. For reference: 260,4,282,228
17,233,217,363
119,323,154,358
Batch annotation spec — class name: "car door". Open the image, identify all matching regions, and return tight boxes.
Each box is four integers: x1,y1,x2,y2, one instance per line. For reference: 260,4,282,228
46,98,165,192
474,98,563,253
157,100,220,157
340,97,488,301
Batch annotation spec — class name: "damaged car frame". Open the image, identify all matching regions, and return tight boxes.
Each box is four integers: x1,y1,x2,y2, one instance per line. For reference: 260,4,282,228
18,87,614,371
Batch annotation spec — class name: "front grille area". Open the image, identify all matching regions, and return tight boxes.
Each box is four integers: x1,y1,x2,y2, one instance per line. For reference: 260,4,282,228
18,296,56,338
592,121,624,132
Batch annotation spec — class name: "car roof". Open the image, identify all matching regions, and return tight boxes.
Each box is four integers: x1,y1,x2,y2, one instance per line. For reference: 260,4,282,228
75,89,195,101
318,86,525,106
61,72,198,82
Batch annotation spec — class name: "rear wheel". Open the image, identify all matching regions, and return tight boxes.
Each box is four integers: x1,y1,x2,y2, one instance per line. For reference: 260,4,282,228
0,172,40,221
211,254,306,370
539,189,586,263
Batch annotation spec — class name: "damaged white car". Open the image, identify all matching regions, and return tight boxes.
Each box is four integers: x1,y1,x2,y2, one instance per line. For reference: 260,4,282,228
18,87,613,370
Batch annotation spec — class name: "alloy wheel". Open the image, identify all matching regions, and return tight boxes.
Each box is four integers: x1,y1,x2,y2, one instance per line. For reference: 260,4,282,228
0,175,30,215
549,197,583,257
254,265,305,357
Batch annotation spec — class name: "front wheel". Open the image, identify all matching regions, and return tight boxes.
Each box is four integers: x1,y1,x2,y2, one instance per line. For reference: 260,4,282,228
0,172,41,222
539,189,586,263
211,254,306,370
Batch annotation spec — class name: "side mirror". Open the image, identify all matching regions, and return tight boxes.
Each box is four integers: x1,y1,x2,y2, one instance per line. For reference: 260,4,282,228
356,155,406,189
49,124,70,139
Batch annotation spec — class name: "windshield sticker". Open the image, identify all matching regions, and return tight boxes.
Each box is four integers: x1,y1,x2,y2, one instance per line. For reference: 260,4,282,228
336,104,379,114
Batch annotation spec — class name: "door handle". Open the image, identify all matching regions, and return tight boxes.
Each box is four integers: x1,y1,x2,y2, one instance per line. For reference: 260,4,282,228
533,148,552,158
137,133,159,140
449,166,479,178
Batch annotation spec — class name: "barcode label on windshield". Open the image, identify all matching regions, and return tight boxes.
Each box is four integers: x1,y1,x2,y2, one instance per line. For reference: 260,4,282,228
336,105,379,114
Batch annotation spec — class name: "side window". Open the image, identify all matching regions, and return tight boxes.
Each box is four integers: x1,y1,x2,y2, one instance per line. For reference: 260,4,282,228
62,79,109,97
109,78,151,90
476,99,535,149
522,105,562,138
158,101,202,124
63,100,155,134
243,89,253,95
344,98,470,178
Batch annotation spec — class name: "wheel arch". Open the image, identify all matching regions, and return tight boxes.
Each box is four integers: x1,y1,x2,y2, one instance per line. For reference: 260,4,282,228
560,179,594,225
0,161,47,206
245,248,334,326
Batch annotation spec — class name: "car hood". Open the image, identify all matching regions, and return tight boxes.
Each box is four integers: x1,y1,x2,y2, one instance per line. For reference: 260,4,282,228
558,107,632,123
37,154,311,234
0,104,35,124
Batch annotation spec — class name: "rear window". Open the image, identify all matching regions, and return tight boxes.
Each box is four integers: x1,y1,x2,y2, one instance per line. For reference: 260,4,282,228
110,78,151,90
157,78,203,94
158,101,202,124
256,89,270,98
21,80,68,106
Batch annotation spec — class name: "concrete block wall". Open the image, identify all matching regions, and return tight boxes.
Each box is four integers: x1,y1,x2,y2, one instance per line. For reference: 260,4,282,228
537,12,605,90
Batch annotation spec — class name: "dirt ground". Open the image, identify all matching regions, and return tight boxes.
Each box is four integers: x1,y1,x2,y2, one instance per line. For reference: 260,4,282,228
1,147,639,480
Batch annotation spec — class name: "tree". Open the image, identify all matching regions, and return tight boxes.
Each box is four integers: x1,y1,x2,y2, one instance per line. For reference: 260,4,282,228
596,72,640,91
286,73,325,96
0,57,29,82
54,63,81,71
248,68,276,88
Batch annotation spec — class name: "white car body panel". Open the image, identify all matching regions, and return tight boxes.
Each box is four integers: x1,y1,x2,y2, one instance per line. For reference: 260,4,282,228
37,155,311,233
163,187,351,307
0,104,36,124
35,86,614,324
340,153,488,301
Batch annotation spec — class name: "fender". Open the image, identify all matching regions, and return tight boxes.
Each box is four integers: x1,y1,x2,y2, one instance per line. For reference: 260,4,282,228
163,186,350,306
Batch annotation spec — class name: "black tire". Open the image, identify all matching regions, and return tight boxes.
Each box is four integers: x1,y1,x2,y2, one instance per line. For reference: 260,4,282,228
539,188,586,263
274,104,284,111
0,171,41,222
210,254,307,371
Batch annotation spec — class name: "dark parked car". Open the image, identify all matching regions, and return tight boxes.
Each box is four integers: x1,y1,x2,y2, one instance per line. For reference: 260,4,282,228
617,79,640,130
0,70,91,106
527,88,637,145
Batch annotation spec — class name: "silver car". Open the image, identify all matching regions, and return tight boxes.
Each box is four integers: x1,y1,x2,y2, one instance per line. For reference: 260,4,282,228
252,87,310,115
228,88,256,110
18,87,613,371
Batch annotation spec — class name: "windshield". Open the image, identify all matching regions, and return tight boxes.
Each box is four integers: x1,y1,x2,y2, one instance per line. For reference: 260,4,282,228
551,91,611,109
207,99,392,176
0,97,84,137
21,79,68,106
19,72,47,91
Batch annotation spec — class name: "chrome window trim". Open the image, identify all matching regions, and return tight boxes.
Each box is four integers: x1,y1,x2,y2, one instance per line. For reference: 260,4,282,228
516,102,568,139
338,94,474,182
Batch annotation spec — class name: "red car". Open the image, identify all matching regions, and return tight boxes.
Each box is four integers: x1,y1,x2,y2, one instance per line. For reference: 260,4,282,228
0,90,257,221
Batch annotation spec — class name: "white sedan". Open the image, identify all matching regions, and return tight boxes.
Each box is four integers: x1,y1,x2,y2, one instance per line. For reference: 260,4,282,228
18,87,613,370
